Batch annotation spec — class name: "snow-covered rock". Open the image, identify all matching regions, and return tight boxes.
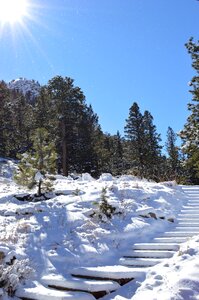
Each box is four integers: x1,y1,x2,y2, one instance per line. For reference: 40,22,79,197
98,173,113,181
8,78,41,103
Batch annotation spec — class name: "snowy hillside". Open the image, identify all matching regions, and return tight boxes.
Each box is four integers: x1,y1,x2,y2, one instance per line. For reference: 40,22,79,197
8,78,41,102
0,160,199,300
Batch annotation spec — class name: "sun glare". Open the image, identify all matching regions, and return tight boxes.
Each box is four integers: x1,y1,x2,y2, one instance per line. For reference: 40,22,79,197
0,0,28,24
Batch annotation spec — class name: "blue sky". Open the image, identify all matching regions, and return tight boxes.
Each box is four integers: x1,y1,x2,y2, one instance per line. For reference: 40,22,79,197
0,0,199,146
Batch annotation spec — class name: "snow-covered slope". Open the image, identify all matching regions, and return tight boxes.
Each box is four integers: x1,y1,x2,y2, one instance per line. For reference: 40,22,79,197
0,158,17,179
8,78,41,102
0,160,198,300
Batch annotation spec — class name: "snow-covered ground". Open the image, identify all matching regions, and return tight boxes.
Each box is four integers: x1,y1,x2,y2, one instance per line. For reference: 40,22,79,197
0,160,199,299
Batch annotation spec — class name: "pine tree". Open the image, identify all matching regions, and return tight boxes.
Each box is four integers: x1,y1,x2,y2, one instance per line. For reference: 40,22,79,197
15,128,57,196
93,130,111,175
33,87,55,131
0,81,10,157
47,76,86,176
6,91,33,157
166,126,181,180
111,131,124,175
142,110,162,180
77,104,102,176
179,38,199,184
0,84,34,158
124,102,145,177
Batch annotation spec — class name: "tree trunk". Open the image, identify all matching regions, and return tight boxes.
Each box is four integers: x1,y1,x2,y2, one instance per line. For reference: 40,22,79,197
62,120,68,176
37,179,42,197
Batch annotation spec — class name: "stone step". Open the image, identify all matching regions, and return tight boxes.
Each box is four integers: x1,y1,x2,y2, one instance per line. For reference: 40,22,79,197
41,274,120,294
178,217,199,221
186,206,199,208
178,222,199,226
178,214,199,218
183,205,199,211
181,210,199,213
71,265,145,283
123,250,175,259
178,219,199,224
154,237,188,243
119,257,164,267
133,243,180,251
163,231,198,237
175,226,199,231
16,281,95,300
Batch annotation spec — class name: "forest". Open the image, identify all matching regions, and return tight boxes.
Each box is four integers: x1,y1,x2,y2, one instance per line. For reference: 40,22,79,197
0,39,198,185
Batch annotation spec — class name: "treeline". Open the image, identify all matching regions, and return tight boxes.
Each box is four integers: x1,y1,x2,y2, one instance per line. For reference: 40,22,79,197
0,39,198,184
0,76,184,182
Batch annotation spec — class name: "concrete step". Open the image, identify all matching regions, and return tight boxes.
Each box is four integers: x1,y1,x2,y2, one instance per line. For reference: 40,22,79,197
177,216,199,223
163,231,197,237
178,214,199,218
175,226,199,231
41,274,120,294
119,257,163,267
181,210,199,213
187,200,199,202
174,225,199,232
182,206,199,208
178,222,199,226
133,243,180,251
123,250,175,259
178,220,199,224
153,237,188,243
16,281,95,300
71,265,145,282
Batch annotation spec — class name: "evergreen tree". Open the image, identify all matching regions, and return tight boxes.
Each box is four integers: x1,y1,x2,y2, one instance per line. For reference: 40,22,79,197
15,128,57,196
33,86,54,131
111,131,124,175
0,83,34,158
142,110,162,180
179,38,199,184
0,81,10,157
77,104,102,175
124,102,145,177
166,126,181,180
7,91,33,157
47,76,86,176
93,130,111,175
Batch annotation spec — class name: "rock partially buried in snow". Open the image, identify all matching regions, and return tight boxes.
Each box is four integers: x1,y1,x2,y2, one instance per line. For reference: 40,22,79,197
81,173,95,181
118,175,137,182
0,246,10,260
5,250,17,264
98,173,113,182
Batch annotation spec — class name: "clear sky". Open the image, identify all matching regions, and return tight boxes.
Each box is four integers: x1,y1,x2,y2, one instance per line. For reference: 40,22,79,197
0,0,199,146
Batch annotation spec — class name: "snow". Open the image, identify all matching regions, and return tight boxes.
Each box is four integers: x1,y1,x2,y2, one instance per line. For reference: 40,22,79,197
15,281,96,300
0,158,199,299
41,273,120,292
71,265,145,280
131,237,199,300
35,171,44,182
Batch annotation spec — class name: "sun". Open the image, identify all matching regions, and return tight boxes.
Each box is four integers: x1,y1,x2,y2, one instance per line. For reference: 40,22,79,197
0,0,28,24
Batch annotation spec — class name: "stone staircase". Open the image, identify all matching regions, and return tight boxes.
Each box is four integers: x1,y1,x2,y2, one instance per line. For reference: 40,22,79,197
16,186,199,300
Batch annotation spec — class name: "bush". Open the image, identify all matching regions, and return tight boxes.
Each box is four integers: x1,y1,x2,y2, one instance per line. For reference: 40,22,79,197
0,259,33,297
91,187,116,222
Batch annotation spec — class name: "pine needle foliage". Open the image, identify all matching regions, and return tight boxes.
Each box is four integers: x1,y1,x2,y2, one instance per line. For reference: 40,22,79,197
14,128,57,196
98,187,116,220
179,38,199,184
